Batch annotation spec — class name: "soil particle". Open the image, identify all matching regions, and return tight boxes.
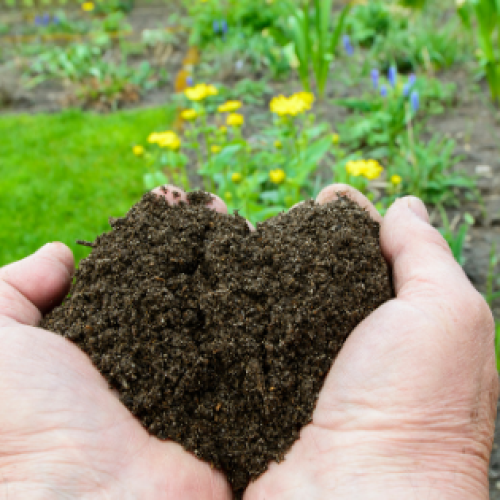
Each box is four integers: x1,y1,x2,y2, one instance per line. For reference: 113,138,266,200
41,190,394,497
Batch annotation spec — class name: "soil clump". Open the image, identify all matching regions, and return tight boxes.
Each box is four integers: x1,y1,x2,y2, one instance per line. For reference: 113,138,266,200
41,190,394,497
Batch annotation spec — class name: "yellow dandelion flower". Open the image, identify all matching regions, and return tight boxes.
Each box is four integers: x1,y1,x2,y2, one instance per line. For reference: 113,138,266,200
362,159,384,180
227,113,244,127
81,1,94,11
181,108,198,121
269,95,289,117
218,100,242,113
391,174,402,185
294,91,315,107
156,131,181,151
231,172,243,183
270,92,314,117
147,132,161,144
346,160,365,177
219,126,227,134
331,133,340,145
205,84,218,96
132,145,144,156
224,191,233,201
184,83,217,102
211,145,221,154
184,85,206,101
269,169,286,185
274,140,282,149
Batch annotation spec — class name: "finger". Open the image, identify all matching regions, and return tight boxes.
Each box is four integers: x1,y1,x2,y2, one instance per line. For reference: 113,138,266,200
380,196,491,328
316,184,383,224
152,185,228,214
205,193,228,214
0,242,74,327
152,185,189,204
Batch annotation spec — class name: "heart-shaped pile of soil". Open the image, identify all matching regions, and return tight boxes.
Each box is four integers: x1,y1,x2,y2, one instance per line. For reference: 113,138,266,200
41,190,393,497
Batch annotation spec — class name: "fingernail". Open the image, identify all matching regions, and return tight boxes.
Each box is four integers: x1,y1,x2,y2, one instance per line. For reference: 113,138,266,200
407,197,429,223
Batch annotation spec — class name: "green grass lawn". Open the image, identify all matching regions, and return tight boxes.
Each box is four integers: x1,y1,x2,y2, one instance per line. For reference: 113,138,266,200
0,107,175,268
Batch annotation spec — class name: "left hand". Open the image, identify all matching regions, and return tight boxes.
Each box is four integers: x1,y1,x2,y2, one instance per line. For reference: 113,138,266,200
0,187,232,500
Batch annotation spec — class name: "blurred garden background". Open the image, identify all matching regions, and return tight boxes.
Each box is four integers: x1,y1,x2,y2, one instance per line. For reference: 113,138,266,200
1,0,500,488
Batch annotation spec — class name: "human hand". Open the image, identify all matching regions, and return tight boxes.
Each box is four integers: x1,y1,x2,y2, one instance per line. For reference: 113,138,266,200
243,184,499,500
0,187,232,499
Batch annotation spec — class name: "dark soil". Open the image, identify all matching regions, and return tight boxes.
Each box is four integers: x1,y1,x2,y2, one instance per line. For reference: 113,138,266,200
40,190,393,497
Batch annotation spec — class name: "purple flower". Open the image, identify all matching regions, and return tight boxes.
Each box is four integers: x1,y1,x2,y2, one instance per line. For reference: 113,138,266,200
380,85,388,98
371,68,379,90
410,89,420,112
221,19,228,35
388,66,397,87
342,34,354,56
34,15,43,26
213,20,220,34
52,15,60,25
186,76,194,86
403,74,417,96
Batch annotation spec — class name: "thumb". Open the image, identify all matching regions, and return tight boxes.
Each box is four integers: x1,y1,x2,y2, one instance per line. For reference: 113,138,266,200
380,196,488,327
0,242,74,328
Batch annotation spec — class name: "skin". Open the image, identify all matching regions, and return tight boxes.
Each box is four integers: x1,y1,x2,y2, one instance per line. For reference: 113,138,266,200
0,184,497,499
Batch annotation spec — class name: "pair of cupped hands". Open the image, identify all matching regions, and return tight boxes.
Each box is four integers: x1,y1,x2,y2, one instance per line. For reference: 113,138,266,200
0,184,497,500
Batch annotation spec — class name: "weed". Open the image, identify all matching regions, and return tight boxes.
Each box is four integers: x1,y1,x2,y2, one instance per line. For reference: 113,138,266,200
437,207,474,266
391,132,477,207
484,243,500,307
280,0,351,99
458,0,500,104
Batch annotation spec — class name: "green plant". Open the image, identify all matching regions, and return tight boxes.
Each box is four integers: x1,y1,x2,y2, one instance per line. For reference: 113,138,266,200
335,71,423,154
376,17,464,73
346,1,407,48
281,0,351,99
97,11,131,33
37,10,91,35
391,133,477,207
184,0,284,48
437,207,474,266
458,0,500,103
141,130,189,191
94,0,135,14
0,22,10,36
139,87,333,224
199,29,291,82
398,0,430,10
207,79,271,106
24,42,167,109
484,242,500,307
